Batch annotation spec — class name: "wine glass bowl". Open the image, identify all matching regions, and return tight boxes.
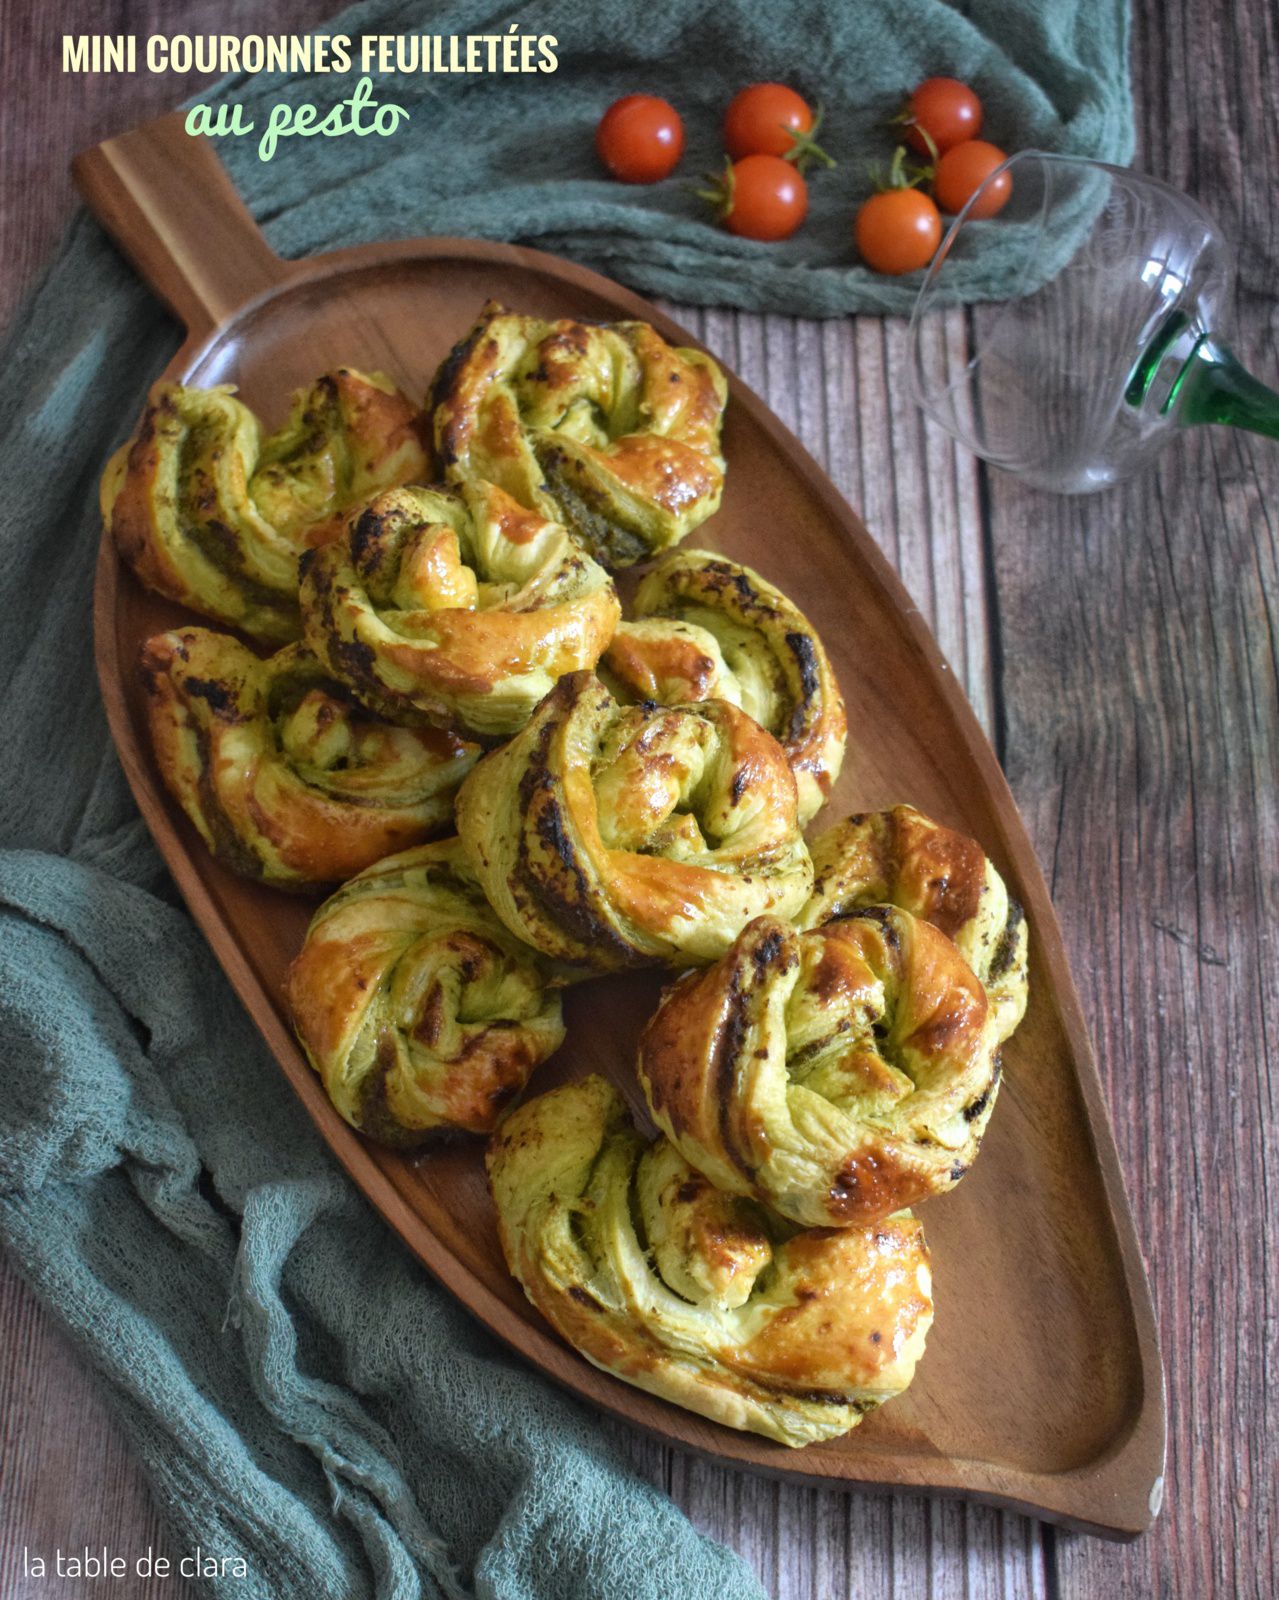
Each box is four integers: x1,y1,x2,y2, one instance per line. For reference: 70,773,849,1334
907,152,1255,493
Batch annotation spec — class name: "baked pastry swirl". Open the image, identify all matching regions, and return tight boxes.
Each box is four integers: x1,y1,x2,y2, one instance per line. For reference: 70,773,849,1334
141,627,476,889
488,1075,933,1447
639,908,1001,1227
103,369,428,641
455,671,813,972
430,301,728,567
601,549,846,823
298,479,620,740
800,805,1029,1046
287,838,567,1144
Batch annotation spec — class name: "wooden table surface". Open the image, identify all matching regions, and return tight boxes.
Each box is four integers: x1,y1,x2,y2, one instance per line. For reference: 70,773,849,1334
2,1,1275,1596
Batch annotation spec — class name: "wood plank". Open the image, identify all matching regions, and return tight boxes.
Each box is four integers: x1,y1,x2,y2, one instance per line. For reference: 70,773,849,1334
984,0,1279,1593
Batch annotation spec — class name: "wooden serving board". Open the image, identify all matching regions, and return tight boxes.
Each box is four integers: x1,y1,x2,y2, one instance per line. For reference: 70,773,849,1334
75,112,1164,1538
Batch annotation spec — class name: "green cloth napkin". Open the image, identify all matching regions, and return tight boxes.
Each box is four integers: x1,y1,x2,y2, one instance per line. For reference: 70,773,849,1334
194,0,1133,317
0,3,1131,1597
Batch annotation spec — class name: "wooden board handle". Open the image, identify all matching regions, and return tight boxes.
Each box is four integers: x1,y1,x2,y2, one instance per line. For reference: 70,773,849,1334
72,111,285,341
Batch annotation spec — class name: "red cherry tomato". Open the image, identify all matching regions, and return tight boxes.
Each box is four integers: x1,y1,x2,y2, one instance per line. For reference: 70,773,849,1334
720,154,809,241
596,95,685,183
724,82,814,160
933,140,1012,217
903,77,983,157
854,188,942,275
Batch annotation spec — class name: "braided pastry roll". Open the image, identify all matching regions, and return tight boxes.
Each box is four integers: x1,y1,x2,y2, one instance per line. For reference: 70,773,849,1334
488,1075,933,1447
141,627,476,889
455,671,813,972
800,805,1029,1046
103,369,428,641
601,549,847,824
639,908,1001,1228
298,479,620,740
430,301,728,568
287,839,567,1144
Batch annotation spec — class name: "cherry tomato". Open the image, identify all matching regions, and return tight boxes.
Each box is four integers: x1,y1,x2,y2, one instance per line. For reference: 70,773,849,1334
854,188,942,275
720,154,809,240
724,82,813,160
902,77,982,157
933,140,1012,217
596,95,685,183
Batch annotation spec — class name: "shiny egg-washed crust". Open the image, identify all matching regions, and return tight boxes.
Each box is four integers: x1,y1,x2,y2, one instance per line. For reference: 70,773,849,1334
639,909,1001,1228
298,479,620,741
455,671,813,973
287,838,568,1145
799,804,1029,1047
141,627,477,890
488,1075,933,1448
601,549,847,824
102,369,429,641
430,301,728,568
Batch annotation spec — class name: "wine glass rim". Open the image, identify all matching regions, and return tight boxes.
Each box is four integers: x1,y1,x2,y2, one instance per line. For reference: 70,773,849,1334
905,149,1135,412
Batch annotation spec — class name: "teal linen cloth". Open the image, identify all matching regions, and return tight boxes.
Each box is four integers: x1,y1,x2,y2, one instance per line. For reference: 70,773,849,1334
193,0,1133,318
0,3,1131,1597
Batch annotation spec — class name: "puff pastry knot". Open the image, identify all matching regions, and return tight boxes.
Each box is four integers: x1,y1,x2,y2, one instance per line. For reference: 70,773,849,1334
800,804,1029,1046
488,1075,933,1447
430,301,728,568
287,839,567,1144
141,627,476,889
455,671,813,972
639,908,1002,1227
298,480,620,740
602,549,846,823
103,369,428,641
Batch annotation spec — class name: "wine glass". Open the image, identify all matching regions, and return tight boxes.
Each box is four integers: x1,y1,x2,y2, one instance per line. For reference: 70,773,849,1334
907,151,1279,494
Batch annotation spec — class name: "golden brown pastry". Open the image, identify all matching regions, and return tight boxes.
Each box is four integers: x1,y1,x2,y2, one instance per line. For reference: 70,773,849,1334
298,479,620,740
141,627,476,889
430,301,728,567
601,549,846,823
455,671,813,972
287,838,567,1144
799,804,1029,1046
638,908,1001,1227
488,1075,933,1447
103,369,428,641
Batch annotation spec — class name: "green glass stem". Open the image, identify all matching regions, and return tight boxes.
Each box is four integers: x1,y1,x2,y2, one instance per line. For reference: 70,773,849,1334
1174,340,1279,440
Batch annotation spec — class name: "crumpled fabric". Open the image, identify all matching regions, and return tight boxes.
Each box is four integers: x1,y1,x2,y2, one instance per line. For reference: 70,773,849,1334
201,0,1133,317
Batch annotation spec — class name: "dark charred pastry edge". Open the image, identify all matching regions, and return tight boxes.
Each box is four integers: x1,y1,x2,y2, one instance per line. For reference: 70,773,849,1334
843,902,902,954
428,301,509,472
191,723,269,881
713,922,793,1185
987,897,1026,981
784,631,820,742
509,680,638,969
